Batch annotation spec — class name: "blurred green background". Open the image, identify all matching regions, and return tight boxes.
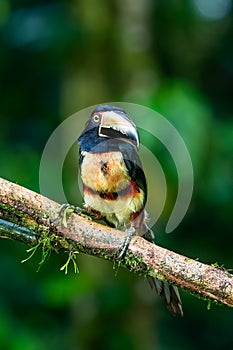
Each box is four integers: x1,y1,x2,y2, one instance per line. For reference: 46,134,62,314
0,1,233,349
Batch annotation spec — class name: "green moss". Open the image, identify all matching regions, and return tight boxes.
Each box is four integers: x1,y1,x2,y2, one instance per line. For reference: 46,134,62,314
21,228,57,270
0,202,24,218
60,249,79,274
42,211,50,219
211,262,225,269
186,289,227,310
118,251,150,276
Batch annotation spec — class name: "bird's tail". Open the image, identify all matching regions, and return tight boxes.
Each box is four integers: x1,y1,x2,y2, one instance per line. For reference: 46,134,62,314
147,276,183,316
134,209,183,315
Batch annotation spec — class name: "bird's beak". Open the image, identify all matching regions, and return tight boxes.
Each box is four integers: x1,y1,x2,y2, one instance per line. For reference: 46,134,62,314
99,111,139,149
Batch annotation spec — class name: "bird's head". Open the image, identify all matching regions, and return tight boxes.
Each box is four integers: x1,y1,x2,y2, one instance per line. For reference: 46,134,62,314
78,105,139,151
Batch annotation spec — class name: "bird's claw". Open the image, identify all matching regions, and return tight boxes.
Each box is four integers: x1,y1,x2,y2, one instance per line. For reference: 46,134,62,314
118,226,136,259
58,204,92,228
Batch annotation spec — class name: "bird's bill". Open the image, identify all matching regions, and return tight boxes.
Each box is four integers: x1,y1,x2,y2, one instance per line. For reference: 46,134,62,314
99,111,139,149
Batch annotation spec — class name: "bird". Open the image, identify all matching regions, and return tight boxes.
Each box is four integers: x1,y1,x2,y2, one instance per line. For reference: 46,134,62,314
78,104,183,316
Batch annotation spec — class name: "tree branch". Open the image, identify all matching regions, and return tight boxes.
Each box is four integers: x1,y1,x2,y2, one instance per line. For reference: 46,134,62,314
0,177,233,308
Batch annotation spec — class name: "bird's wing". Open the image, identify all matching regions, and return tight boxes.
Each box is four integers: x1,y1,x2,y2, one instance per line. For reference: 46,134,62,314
119,142,147,206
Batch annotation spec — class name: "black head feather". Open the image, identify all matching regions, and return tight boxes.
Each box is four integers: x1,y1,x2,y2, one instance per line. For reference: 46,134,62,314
92,104,126,114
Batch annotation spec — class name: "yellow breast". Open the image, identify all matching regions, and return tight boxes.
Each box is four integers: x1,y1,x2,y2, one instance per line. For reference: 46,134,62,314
81,151,130,193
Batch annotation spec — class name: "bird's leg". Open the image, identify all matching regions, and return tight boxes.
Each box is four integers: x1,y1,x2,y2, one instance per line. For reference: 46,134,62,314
118,226,136,259
58,204,92,228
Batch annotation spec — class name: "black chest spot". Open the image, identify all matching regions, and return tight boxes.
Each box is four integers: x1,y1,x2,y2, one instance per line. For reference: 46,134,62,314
100,161,109,175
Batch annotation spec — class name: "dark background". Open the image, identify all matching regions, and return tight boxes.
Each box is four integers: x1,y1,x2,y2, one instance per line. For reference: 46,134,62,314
0,1,233,349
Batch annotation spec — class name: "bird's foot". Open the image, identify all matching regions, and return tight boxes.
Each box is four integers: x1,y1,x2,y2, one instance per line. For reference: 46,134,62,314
58,204,92,227
118,226,136,259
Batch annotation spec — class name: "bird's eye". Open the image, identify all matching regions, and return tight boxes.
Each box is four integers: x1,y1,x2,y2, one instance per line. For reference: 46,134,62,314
93,114,100,123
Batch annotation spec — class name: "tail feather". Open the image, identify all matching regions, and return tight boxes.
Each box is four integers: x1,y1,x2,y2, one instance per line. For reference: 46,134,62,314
137,210,183,316
147,277,183,316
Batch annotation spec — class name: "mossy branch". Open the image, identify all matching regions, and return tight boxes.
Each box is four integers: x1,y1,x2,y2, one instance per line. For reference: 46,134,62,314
0,177,233,308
